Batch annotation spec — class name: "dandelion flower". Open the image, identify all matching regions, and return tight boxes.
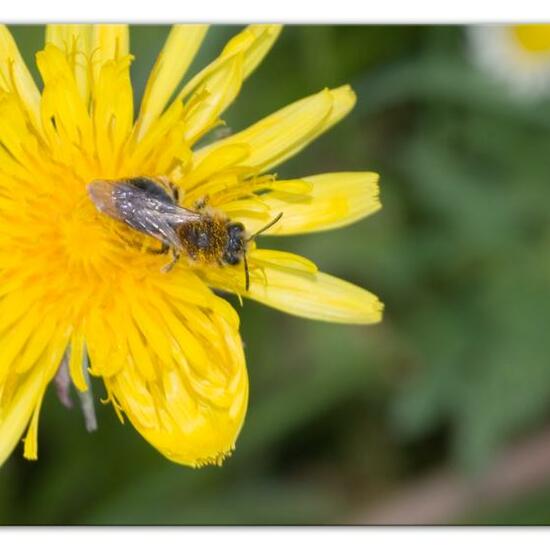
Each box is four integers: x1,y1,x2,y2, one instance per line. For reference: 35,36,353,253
0,24,383,468
468,24,550,98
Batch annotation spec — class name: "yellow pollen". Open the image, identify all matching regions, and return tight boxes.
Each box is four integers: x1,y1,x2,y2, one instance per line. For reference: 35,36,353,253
58,205,111,267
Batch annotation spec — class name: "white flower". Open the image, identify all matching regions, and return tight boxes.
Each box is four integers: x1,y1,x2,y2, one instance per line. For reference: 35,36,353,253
468,24,550,99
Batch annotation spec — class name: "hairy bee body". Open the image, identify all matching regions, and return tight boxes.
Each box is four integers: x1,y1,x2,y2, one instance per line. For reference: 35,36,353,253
87,176,282,289
177,215,245,266
87,176,247,271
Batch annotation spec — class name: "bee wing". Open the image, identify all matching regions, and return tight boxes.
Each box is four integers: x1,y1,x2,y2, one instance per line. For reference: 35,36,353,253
87,179,128,221
87,179,201,249
134,209,185,250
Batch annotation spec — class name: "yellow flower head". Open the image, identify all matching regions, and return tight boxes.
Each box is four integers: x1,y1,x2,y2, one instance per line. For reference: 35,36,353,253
469,24,550,98
0,24,383,468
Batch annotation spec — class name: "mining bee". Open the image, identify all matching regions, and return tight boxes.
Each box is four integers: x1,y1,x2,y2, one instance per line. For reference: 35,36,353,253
87,177,282,290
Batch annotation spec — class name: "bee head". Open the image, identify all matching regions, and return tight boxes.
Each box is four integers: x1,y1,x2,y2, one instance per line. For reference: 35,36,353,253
223,222,246,265
222,214,282,292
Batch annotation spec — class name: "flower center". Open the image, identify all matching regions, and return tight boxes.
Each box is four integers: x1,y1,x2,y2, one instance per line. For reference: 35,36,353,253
52,182,165,279
58,197,113,268
512,25,550,54
22,175,124,279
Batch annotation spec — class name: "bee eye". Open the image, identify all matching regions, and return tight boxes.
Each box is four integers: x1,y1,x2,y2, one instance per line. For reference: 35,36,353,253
228,223,245,237
223,252,241,265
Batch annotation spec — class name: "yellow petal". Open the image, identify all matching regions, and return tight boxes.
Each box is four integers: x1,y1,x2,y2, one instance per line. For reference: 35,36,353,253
0,91,41,170
219,24,282,80
174,25,282,144
0,25,42,132
177,24,282,102
125,99,192,176
36,44,94,157
0,366,44,465
0,319,69,465
182,54,244,144
194,85,356,174
22,390,44,460
182,143,250,190
246,249,383,324
45,24,93,102
136,24,209,139
240,172,381,235
45,24,92,47
91,24,129,83
86,275,248,467
91,54,134,172
68,329,87,392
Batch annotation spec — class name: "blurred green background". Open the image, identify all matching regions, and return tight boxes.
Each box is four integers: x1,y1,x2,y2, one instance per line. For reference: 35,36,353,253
3,24,550,525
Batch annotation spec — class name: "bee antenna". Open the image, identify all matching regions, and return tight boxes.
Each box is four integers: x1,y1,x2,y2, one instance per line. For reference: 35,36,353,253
247,212,283,242
243,251,250,292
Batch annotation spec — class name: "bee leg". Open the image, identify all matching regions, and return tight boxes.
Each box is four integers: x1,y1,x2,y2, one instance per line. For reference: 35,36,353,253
157,176,180,204
161,248,181,273
194,195,209,210
147,242,170,255
170,184,180,204
118,233,145,252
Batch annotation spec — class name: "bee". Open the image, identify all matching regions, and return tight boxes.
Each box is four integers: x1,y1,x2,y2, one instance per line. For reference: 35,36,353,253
87,176,282,290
